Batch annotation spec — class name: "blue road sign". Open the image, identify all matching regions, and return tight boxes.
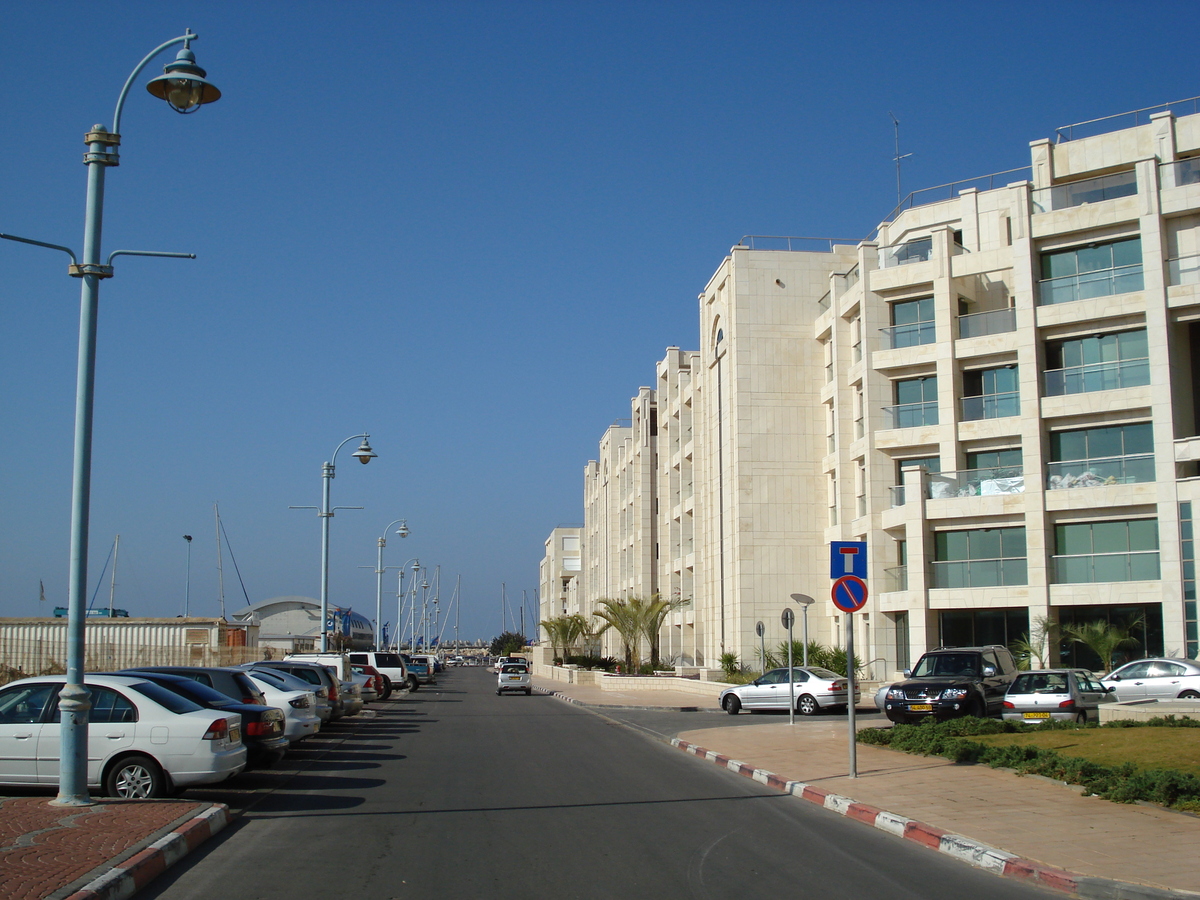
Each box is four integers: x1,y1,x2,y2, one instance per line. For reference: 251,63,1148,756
830,541,867,579
831,575,868,613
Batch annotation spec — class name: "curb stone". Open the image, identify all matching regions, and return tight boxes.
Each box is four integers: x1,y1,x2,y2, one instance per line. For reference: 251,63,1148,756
667,737,1200,900
58,804,229,900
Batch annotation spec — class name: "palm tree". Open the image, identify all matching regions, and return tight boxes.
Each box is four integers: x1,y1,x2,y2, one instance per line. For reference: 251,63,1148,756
640,594,682,670
1063,618,1143,672
540,616,571,662
593,598,644,673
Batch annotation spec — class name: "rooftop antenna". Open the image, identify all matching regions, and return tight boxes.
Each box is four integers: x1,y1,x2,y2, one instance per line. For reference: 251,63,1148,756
890,111,913,206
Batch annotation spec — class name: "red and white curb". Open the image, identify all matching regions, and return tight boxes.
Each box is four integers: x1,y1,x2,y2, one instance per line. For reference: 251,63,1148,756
670,738,1199,900
63,804,230,900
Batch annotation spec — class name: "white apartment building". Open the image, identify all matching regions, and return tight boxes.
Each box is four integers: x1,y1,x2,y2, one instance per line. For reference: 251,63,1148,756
538,526,582,631
559,102,1200,674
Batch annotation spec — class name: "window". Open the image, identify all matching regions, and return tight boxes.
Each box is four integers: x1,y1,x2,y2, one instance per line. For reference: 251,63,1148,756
887,376,938,428
1183,502,1197,659
1032,170,1138,213
885,297,935,349
880,237,933,268
0,683,56,724
854,385,864,439
850,314,862,363
1053,519,1159,583
1038,237,1143,305
893,456,938,506
932,527,1027,588
1048,423,1154,489
966,448,1022,474
828,475,838,526
1044,330,1149,396
562,536,580,552
962,366,1019,420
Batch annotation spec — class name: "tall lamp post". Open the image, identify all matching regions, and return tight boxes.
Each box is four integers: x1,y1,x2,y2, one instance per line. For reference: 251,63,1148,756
0,31,220,807
367,520,409,649
183,534,193,616
291,433,377,651
395,558,420,650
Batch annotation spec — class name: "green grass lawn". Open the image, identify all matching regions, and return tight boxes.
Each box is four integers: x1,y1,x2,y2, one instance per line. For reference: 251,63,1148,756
971,726,1200,777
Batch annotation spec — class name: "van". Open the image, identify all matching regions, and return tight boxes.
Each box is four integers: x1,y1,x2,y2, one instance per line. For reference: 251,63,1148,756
348,651,415,694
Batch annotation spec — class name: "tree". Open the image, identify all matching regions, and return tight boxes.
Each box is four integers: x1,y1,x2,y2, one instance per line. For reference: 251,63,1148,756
640,594,682,669
540,617,570,662
1010,615,1053,670
592,598,644,673
489,631,528,657
1063,618,1143,672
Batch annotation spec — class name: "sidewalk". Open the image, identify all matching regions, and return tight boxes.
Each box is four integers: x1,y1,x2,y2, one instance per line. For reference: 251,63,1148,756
0,797,228,900
533,674,1200,899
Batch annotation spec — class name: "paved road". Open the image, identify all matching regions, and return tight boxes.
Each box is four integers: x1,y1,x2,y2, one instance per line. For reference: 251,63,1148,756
144,668,1055,900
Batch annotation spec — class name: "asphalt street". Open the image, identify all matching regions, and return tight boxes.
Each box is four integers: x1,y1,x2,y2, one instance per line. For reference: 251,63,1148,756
142,668,1056,900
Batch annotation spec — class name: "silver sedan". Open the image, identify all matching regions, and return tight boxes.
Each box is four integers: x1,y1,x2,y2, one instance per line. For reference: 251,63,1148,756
719,667,860,716
1101,658,1200,702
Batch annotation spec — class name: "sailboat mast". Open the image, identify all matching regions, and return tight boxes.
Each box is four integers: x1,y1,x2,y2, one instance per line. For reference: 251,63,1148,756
108,534,120,616
214,503,226,620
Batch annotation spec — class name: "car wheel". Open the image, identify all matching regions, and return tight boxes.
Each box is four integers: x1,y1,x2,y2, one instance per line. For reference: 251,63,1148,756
408,676,420,692
797,694,819,716
105,754,165,799
967,696,987,718
1179,690,1200,700
525,688,532,695
723,695,741,715
379,680,392,701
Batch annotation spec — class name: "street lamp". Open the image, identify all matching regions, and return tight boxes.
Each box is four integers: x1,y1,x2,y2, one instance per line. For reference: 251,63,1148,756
291,434,377,652
790,593,816,667
0,30,220,808
366,519,410,649
395,558,420,650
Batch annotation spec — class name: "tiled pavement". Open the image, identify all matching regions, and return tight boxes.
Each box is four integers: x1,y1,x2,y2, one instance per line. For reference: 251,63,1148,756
533,675,1200,899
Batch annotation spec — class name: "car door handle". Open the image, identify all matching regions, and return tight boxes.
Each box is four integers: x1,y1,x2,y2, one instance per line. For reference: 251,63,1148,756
105,732,126,740
13,732,33,740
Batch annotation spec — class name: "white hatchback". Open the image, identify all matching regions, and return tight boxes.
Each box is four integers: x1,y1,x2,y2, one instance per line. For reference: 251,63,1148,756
0,674,247,798
244,671,320,743
496,663,532,695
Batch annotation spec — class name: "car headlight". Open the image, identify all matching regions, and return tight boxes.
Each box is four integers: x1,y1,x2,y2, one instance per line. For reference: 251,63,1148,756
940,687,969,700
886,687,906,700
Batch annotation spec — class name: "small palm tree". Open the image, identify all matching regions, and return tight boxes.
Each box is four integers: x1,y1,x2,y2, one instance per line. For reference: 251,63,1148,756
1010,615,1053,670
1063,618,1143,672
540,617,570,662
593,598,643,672
640,594,682,670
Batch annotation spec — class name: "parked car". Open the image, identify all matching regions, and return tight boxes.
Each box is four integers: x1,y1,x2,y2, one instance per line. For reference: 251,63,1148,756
240,664,333,723
1101,658,1200,702
883,645,1019,724
0,674,246,797
348,651,413,694
339,678,364,717
496,663,532,695
249,661,347,720
402,653,435,687
718,667,860,716
242,670,321,743
122,670,288,766
350,664,385,701
1002,669,1114,724
126,665,268,706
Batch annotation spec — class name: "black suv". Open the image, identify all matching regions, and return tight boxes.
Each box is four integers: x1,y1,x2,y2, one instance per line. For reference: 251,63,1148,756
882,645,1018,724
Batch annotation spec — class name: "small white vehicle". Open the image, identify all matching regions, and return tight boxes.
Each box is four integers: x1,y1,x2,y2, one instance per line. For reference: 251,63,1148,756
244,671,321,743
0,674,247,797
496,663,532,695
348,651,414,694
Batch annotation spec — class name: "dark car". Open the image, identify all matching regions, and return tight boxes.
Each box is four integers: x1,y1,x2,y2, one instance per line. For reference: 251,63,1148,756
882,645,1018,724
127,666,268,706
120,669,288,766
246,661,346,719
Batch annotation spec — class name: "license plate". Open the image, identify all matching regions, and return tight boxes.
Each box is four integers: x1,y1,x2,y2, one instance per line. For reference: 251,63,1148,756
229,726,241,744
909,704,933,712
1023,712,1051,720
506,676,522,681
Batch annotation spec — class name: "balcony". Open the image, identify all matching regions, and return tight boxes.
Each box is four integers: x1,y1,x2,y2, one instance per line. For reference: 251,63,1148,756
961,391,1020,421
883,565,908,592
879,237,933,268
957,307,1016,339
882,401,938,429
1044,358,1150,396
888,485,907,507
1046,453,1154,489
1159,157,1200,190
1031,170,1137,213
931,557,1028,589
818,290,831,312
927,465,1024,499
881,320,935,350
1168,253,1200,287
1038,263,1143,305
1052,551,1159,583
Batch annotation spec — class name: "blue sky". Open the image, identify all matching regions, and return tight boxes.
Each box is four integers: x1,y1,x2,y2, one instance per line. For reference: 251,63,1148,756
1,1,1195,641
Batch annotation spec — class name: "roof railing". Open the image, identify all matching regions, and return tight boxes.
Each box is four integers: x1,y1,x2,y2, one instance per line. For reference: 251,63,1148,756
1055,95,1200,143
866,166,1032,240
735,235,858,252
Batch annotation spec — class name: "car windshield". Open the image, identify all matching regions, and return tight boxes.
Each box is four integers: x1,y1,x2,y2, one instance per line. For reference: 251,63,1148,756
911,653,981,677
125,680,205,714
1011,673,1070,694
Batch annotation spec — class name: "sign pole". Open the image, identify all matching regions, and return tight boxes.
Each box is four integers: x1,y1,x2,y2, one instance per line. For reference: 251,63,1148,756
847,611,857,778
781,608,795,726
830,542,867,780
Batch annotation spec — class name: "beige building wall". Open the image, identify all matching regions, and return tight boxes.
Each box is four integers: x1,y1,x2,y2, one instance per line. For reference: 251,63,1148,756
538,525,582,636
696,243,860,668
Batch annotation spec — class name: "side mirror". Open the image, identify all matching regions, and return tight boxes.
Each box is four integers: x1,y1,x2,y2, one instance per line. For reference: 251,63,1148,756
902,669,912,678
1111,675,1121,681
982,666,997,677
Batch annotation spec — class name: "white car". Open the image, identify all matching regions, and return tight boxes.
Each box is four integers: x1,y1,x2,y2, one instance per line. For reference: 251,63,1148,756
1101,658,1200,702
718,666,861,716
244,671,320,743
0,674,247,798
496,663,532,695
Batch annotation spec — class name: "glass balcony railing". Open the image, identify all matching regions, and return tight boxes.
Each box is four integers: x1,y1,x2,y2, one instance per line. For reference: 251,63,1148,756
882,401,938,429
931,557,1028,588
1159,158,1200,190
889,485,906,507
843,265,860,290
879,238,933,268
957,307,1016,339
961,391,1020,421
881,320,935,349
1038,264,1143,305
818,290,831,312
1168,254,1200,287
1046,453,1155,489
1044,358,1150,396
884,565,908,592
1031,170,1137,213
927,465,1024,499
1052,551,1160,584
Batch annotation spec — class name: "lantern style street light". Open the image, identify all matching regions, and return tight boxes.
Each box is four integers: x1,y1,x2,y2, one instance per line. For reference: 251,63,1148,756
0,30,220,807
363,519,410,649
292,434,377,651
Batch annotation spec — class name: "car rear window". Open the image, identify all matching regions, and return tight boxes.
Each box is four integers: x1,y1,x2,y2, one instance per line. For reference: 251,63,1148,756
373,653,403,667
1011,672,1070,694
501,665,528,674
126,680,205,714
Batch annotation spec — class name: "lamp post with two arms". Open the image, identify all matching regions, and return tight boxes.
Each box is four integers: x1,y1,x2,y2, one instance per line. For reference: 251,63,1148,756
360,519,410,649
